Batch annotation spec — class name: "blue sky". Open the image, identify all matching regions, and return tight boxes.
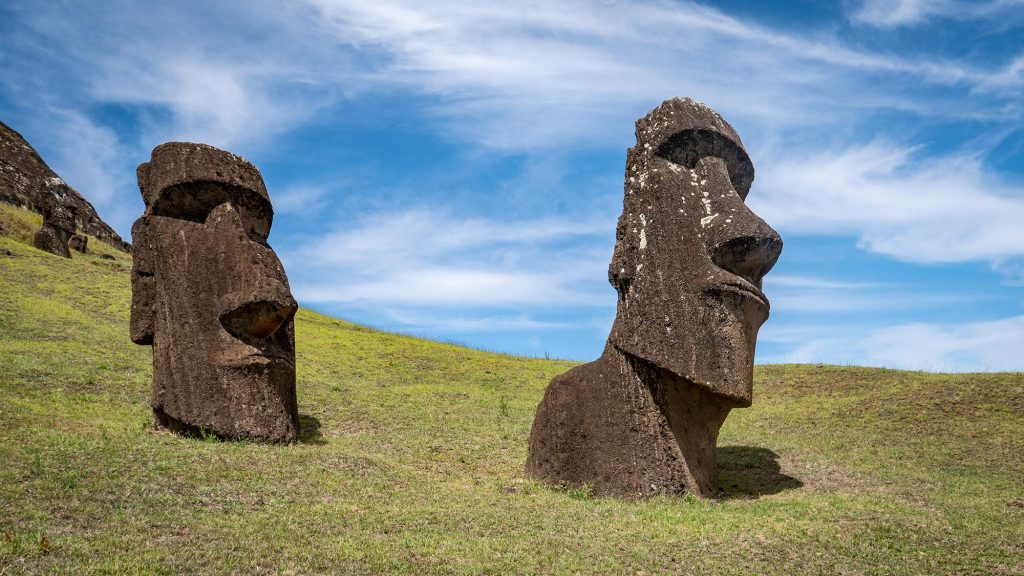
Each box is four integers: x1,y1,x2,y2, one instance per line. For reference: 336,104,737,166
2,0,1023,371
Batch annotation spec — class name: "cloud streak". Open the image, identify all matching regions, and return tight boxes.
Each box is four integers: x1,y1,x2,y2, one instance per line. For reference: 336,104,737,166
764,314,1024,372
5,0,1021,217
307,0,1023,148
850,0,1024,28
287,207,614,310
751,141,1024,270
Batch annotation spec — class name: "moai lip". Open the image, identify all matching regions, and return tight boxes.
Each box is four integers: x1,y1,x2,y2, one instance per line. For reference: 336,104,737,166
525,98,783,498
130,142,299,443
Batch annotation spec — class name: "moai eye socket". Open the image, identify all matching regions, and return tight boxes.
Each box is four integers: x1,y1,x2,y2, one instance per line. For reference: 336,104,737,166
654,129,754,199
221,299,298,343
150,182,272,240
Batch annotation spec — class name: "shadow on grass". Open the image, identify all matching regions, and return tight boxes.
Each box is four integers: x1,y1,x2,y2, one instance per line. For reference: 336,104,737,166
153,410,326,445
717,446,802,500
298,414,326,445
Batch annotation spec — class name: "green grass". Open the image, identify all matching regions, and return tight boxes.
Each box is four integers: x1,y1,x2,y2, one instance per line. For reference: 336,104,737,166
1,204,1022,575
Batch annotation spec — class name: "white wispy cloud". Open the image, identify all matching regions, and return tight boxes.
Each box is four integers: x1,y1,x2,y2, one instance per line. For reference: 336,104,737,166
979,55,1024,92
764,314,1024,372
750,141,1024,269
6,0,1021,218
370,309,581,332
272,184,333,216
286,207,614,309
36,109,140,232
45,110,131,206
758,273,1023,371
305,0,1022,149
850,0,1024,28
850,0,950,27
763,274,981,314
39,2,338,150
765,275,887,290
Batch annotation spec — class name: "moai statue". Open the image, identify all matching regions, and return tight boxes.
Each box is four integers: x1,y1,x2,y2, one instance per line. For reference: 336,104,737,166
32,183,76,258
526,98,783,498
68,234,88,253
130,142,299,443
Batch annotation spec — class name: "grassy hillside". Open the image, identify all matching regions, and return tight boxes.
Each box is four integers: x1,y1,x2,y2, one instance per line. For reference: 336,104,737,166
1,204,1022,575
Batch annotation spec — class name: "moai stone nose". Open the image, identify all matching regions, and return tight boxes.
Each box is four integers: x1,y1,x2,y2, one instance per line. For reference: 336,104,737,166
221,298,298,341
710,216,782,289
694,156,782,288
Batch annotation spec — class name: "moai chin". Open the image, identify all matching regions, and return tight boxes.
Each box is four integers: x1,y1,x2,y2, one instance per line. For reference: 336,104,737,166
525,98,783,498
130,142,299,443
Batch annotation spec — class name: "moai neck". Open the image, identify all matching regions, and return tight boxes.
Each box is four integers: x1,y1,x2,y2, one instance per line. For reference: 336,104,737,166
605,343,733,498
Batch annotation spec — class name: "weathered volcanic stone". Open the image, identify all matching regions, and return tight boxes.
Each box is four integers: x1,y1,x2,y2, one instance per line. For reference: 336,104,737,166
69,234,88,253
525,98,783,498
130,142,299,443
32,186,76,258
1,120,130,252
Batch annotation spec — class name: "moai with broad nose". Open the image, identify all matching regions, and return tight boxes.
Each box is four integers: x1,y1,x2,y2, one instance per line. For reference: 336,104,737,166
130,143,300,443
32,183,76,258
525,98,783,498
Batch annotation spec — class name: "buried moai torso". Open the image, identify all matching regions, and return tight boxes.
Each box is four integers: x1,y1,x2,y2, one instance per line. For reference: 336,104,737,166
525,98,783,498
68,234,88,253
130,143,299,443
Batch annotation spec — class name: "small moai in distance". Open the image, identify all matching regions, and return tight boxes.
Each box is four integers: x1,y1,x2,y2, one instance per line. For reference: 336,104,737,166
525,98,783,498
32,183,76,258
68,234,88,253
130,142,300,443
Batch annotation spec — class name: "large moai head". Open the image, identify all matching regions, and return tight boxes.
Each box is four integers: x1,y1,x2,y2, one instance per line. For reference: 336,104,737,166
32,180,76,258
607,98,782,406
129,143,299,443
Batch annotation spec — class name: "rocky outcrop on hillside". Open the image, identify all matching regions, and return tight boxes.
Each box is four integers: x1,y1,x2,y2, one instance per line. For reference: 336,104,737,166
1,120,130,252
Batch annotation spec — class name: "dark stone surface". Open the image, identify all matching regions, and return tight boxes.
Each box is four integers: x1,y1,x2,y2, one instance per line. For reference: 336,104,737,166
526,98,783,498
130,142,299,443
69,234,88,253
31,187,76,258
1,120,130,252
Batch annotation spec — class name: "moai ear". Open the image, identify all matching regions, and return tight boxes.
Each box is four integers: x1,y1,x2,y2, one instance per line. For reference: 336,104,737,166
129,217,155,345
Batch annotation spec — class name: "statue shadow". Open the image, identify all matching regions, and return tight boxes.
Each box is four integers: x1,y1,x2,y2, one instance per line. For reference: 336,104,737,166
297,414,326,445
717,446,802,500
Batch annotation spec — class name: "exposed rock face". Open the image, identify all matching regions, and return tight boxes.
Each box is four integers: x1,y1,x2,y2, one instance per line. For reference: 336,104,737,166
526,98,783,498
1,120,130,252
32,189,76,258
69,234,88,253
130,142,299,443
